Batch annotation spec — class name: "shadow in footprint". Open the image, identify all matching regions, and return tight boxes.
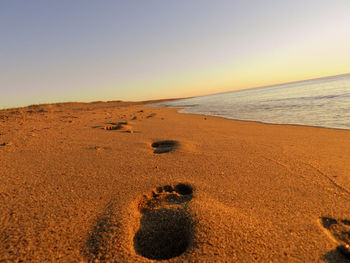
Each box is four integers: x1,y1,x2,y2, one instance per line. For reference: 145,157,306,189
320,217,350,260
152,140,179,154
323,249,350,263
133,183,194,260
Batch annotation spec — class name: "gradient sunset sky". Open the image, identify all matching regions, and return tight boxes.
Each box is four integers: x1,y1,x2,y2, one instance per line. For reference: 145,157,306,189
1,0,349,108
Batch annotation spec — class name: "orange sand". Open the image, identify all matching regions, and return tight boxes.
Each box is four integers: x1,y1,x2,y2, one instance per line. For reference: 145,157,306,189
1,101,350,262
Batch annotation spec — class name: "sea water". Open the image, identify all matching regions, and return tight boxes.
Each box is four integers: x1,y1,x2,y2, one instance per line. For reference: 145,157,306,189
151,74,350,130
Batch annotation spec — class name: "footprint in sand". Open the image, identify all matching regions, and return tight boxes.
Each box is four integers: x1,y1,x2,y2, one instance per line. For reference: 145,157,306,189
146,113,156,118
152,140,179,154
133,183,194,260
320,217,350,258
104,122,133,132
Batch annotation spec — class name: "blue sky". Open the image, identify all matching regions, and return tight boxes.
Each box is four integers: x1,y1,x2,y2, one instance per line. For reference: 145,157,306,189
1,0,349,108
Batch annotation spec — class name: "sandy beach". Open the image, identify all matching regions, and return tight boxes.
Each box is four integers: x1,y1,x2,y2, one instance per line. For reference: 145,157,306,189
1,101,350,262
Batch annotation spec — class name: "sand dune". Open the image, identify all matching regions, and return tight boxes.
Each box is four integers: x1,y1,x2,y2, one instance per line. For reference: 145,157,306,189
1,101,350,262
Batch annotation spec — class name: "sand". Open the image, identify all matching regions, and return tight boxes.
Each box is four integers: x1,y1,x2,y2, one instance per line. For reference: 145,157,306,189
1,100,350,262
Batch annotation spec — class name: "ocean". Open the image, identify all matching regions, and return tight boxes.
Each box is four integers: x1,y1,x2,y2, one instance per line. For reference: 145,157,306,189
151,74,350,130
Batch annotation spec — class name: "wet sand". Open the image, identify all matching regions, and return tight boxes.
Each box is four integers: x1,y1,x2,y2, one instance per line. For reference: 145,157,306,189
1,101,350,262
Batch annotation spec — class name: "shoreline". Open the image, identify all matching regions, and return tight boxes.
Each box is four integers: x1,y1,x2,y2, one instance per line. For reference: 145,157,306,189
150,105,350,132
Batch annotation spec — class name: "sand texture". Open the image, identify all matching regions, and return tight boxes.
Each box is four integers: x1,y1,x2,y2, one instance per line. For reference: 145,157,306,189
1,101,350,262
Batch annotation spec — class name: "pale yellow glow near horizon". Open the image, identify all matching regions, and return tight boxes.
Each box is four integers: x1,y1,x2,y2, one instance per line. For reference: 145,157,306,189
103,23,350,101
111,54,350,101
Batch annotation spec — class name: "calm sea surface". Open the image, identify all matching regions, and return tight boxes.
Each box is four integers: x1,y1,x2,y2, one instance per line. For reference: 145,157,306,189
151,74,350,130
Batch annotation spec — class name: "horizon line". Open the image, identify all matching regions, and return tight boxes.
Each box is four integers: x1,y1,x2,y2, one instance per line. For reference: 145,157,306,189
1,72,349,111
192,72,350,99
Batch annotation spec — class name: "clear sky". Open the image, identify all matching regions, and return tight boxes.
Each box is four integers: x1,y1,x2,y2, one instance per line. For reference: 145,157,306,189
1,0,349,108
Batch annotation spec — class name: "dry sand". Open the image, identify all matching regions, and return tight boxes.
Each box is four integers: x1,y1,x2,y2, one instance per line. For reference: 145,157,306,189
1,100,350,262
